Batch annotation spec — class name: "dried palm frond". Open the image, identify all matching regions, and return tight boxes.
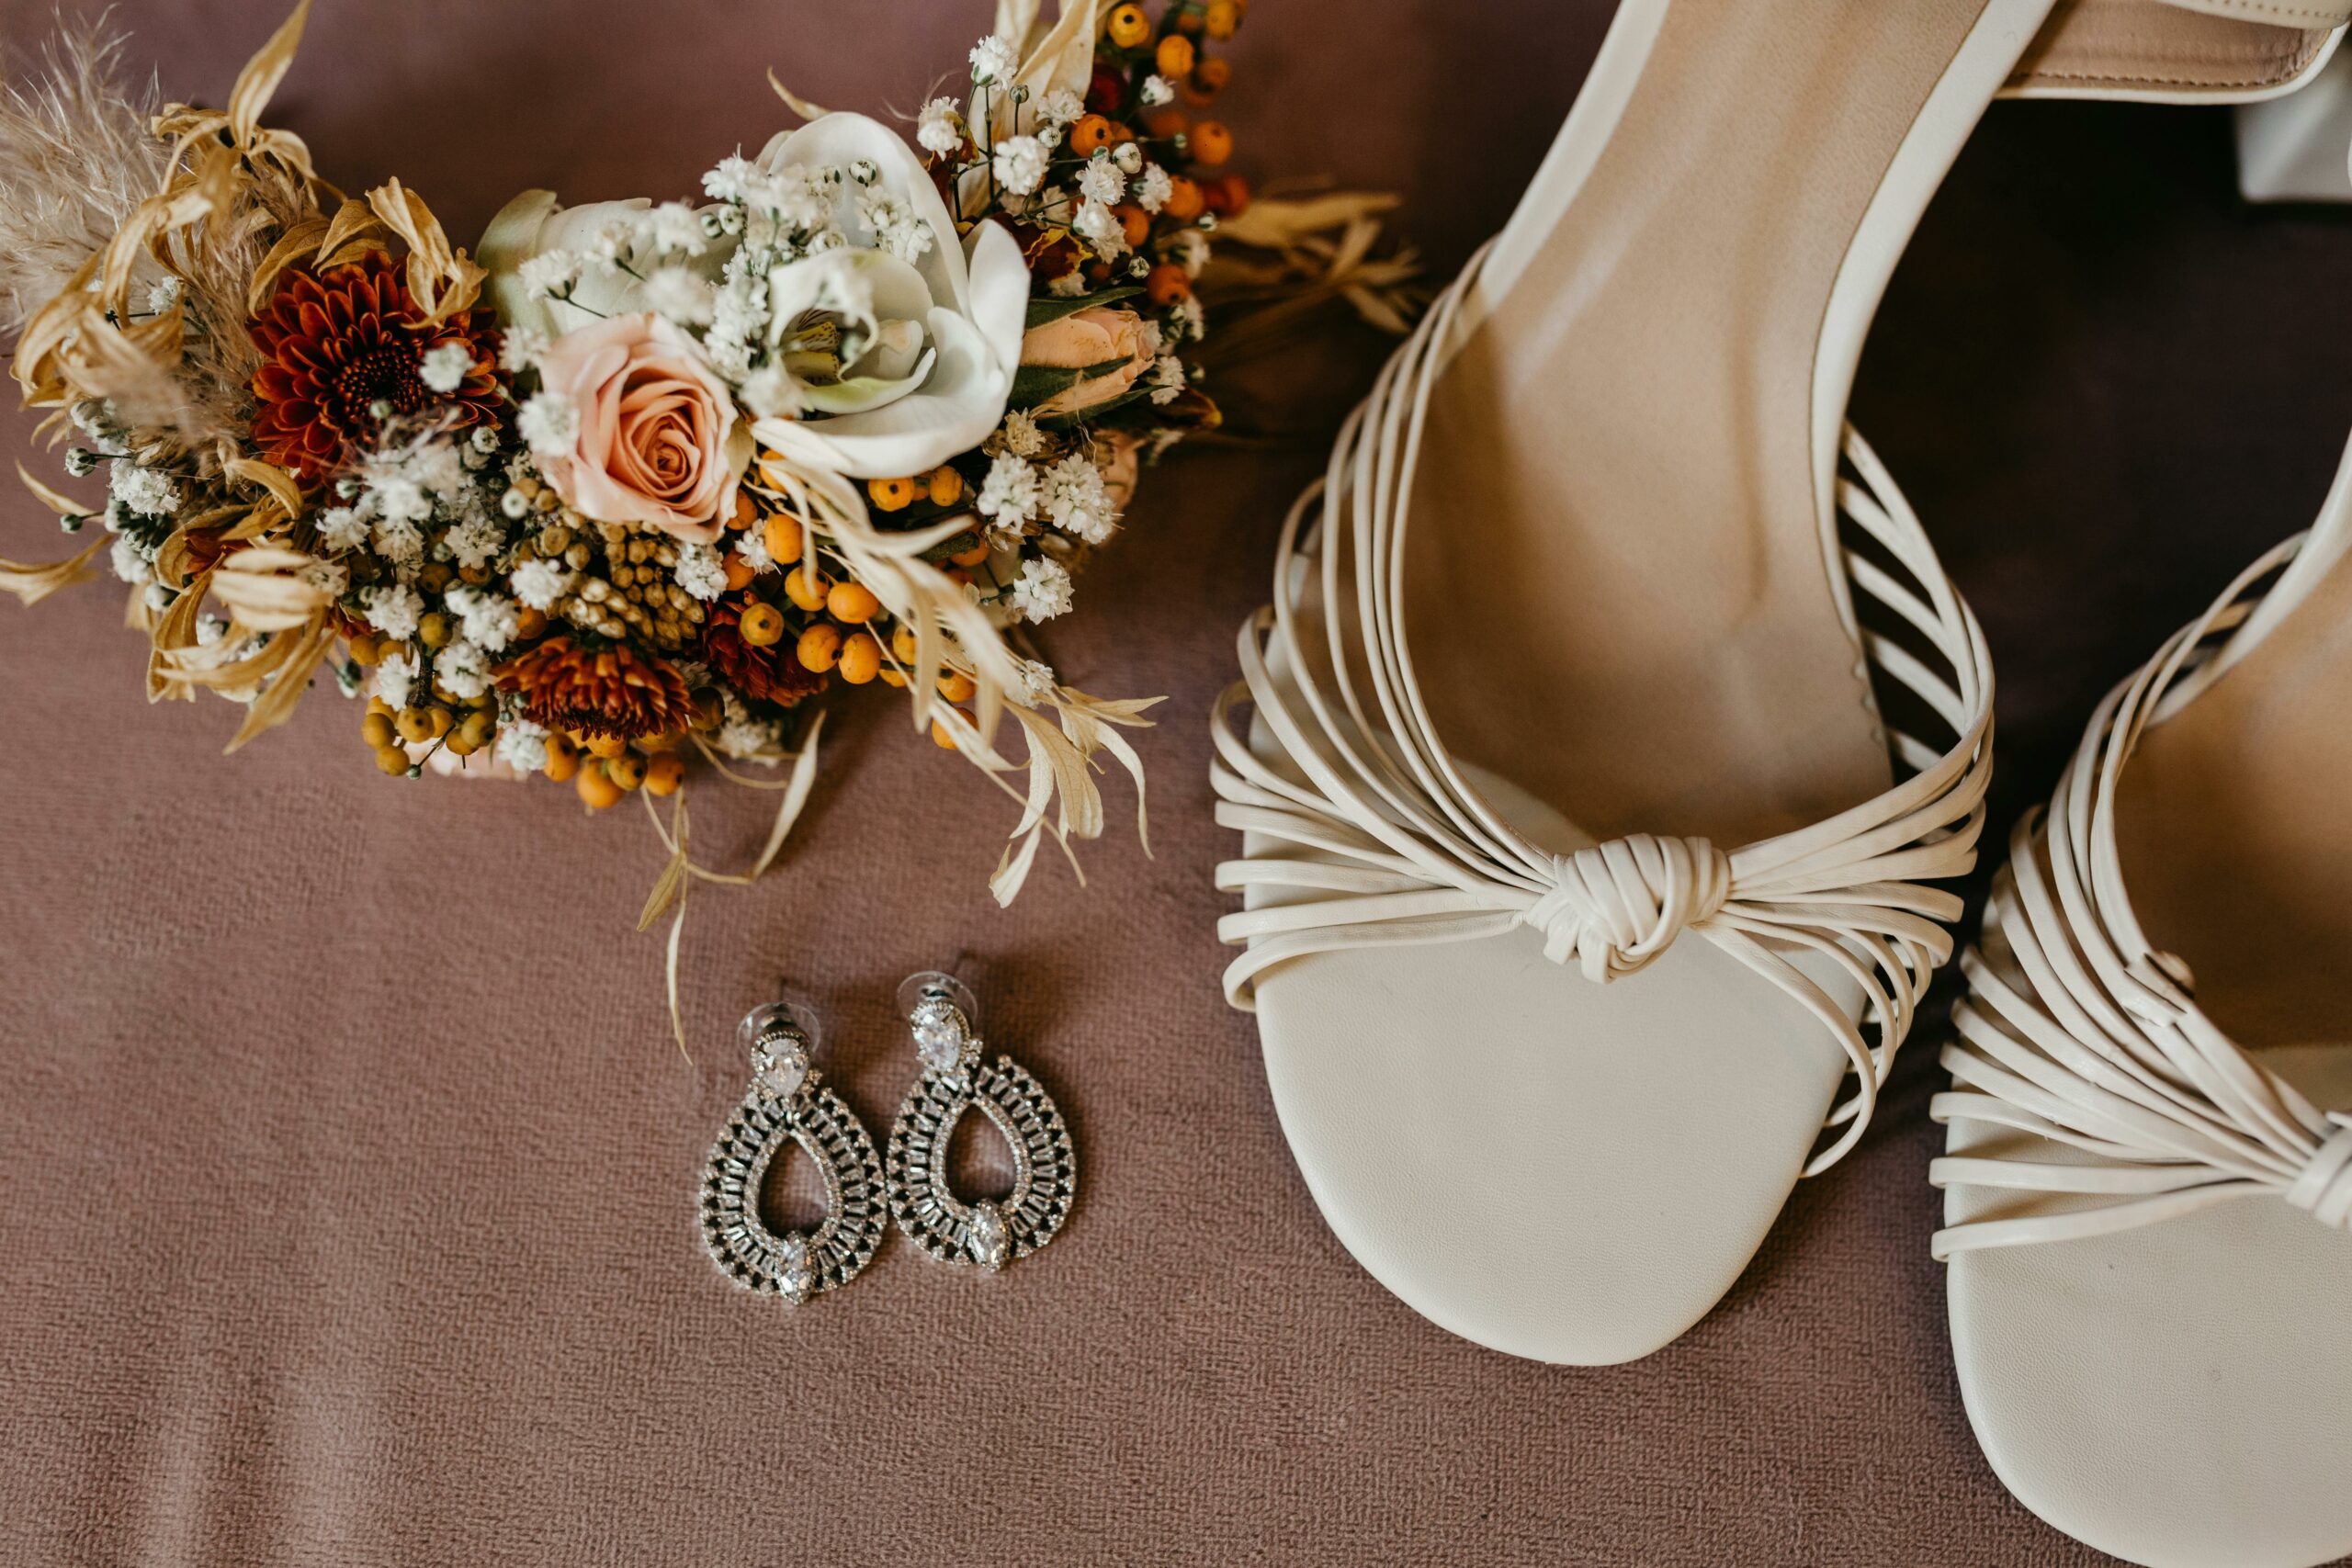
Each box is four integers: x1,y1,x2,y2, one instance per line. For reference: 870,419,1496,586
0,19,166,339
10,0,333,466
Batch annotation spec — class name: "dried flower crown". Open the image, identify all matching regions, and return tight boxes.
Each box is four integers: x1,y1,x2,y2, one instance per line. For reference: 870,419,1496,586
0,0,1417,1039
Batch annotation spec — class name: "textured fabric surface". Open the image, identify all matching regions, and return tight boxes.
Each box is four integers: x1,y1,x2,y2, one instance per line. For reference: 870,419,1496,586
3,2,2350,1563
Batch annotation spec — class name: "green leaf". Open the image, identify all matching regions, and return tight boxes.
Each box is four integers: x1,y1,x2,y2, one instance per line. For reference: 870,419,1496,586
1023,285,1141,329
1008,355,1135,411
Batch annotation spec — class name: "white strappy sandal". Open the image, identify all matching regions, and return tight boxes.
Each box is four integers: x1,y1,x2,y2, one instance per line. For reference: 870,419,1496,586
1211,0,2346,1366
1933,439,2352,1567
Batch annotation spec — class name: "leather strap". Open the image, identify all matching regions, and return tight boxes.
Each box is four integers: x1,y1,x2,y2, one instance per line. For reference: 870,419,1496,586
2011,0,2347,99
1212,241,1996,1176
1930,534,2352,1258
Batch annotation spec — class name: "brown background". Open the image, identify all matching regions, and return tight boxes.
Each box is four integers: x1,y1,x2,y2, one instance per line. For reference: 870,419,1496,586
3,1,2348,1563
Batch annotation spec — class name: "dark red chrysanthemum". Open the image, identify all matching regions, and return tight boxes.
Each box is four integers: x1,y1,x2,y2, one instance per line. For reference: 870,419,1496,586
492,636,695,739
700,594,828,707
248,252,502,479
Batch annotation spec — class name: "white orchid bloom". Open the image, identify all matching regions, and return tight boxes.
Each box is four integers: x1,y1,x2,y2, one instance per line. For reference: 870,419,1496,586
478,194,724,339
748,113,1028,480
763,249,927,417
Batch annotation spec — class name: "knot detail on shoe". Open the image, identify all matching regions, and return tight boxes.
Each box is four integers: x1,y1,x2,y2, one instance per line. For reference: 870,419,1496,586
1521,836,1732,982
1207,261,1995,1178
1928,530,2352,1258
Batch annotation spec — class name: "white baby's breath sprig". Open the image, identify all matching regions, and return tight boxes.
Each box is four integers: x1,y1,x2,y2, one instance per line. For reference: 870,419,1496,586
107,461,178,517
643,265,716,325
856,192,935,262
917,96,965,156
977,450,1041,531
511,558,572,612
1008,556,1074,622
364,581,424,639
704,155,757,203
375,649,420,710
494,717,551,773
517,392,578,457
1042,453,1115,543
516,250,582,300
673,541,728,603
991,134,1048,197
444,513,504,571
733,526,775,574
1148,355,1188,405
1078,155,1125,205
436,637,492,701
446,584,522,652
418,342,474,394
315,505,368,552
1072,198,1127,258
648,200,708,255
108,534,149,584
498,326,549,374
968,35,1018,85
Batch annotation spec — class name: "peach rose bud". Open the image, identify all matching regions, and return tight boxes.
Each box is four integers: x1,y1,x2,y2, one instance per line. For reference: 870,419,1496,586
1016,306,1156,420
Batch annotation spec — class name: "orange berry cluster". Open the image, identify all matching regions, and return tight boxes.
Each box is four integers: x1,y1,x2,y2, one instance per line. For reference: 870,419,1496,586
358,692,501,777
548,728,687,811
1094,0,1252,224
352,620,531,776
357,681,688,808
719,468,993,714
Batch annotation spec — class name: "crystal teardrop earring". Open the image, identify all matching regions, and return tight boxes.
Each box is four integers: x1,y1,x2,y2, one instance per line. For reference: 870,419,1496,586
885,971,1076,1272
699,998,887,1303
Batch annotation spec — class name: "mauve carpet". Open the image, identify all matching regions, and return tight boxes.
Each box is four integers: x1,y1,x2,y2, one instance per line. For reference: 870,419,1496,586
3,2,2349,1563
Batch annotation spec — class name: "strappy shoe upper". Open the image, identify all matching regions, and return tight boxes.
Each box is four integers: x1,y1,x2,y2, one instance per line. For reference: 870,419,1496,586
1932,534,2352,1257
1210,243,1996,1173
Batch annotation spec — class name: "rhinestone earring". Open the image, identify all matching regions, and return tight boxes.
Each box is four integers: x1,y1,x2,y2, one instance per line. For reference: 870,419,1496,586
699,998,887,1303
885,971,1076,1272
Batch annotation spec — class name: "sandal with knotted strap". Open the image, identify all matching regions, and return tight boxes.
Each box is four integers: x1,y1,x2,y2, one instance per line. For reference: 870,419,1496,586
1934,437,2352,1568
1211,0,2346,1365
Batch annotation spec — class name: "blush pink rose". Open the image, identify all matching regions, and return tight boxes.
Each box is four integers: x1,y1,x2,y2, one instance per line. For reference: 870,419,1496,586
534,313,749,543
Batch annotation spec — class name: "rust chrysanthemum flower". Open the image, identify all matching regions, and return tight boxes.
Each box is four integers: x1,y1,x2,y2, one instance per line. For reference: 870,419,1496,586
700,595,828,707
492,636,695,739
248,252,502,479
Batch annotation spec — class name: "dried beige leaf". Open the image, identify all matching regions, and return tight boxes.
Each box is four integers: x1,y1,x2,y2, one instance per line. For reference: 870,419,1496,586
764,70,828,123
210,543,326,630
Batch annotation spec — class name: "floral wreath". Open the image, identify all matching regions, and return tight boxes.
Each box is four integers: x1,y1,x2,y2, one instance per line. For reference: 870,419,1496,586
0,0,1417,1037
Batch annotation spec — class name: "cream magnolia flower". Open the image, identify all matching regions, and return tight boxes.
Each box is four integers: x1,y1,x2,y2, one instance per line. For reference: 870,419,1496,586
747,113,1028,479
